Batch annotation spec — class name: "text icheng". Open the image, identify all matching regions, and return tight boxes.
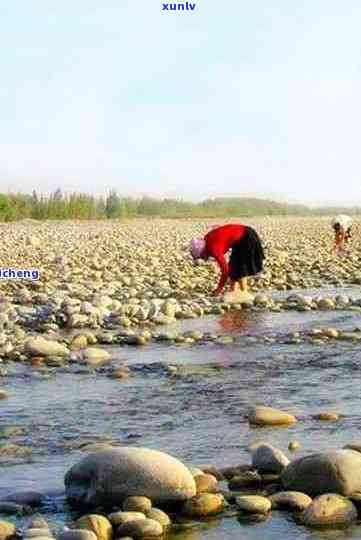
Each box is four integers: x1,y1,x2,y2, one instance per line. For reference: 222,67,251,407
162,2,197,11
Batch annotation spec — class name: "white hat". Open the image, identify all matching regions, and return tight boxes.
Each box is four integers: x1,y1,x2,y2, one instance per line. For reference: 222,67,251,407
331,215,352,229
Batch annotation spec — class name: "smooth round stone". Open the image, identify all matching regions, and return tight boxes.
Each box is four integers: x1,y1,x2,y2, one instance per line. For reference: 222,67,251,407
217,336,234,345
0,391,9,400
281,449,361,496
65,447,196,505
70,335,88,350
322,328,339,339
236,495,271,514
183,493,226,517
269,491,312,511
288,441,300,451
24,337,69,357
252,443,290,474
145,508,171,527
317,298,336,310
74,515,113,540
108,511,145,526
116,518,163,538
194,474,218,494
248,405,297,426
0,520,16,540
123,496,152,513
313,412,339,421
300,494,357,528
81,348,111,365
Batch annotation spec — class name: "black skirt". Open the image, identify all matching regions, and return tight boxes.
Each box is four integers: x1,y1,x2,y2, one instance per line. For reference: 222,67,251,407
229,226,265,280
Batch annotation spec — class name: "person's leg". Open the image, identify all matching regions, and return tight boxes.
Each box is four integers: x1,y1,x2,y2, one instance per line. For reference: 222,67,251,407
239,277,248,292
230,280,238,291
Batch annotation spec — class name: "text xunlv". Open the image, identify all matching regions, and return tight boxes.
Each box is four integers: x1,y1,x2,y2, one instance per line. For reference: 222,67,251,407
162,3,197,11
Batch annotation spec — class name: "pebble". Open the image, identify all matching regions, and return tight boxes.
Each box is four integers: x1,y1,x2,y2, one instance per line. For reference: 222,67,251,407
183,493,226,517
123,496,152,513
236,495,271,514
116,518,163,538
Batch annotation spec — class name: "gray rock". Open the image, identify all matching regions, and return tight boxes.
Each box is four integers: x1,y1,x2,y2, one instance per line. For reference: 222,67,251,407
281,450,361,496
252,443,290,474
24,337,69,357
65,447,196,506
300,493,357,528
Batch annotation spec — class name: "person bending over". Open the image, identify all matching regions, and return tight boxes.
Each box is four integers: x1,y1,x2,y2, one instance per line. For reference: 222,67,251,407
331,215,352,255
190,223,264,296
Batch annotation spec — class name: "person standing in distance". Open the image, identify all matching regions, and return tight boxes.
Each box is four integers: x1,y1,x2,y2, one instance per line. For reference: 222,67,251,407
331,215,352,255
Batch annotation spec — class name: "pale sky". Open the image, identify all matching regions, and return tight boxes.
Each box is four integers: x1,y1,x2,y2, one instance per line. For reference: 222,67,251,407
1,1,361,205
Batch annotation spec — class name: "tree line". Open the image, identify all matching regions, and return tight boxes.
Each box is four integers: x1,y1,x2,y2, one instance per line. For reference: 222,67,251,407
0,189,360,221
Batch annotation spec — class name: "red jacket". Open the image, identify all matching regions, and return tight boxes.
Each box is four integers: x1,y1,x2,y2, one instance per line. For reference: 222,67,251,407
204,224,247,291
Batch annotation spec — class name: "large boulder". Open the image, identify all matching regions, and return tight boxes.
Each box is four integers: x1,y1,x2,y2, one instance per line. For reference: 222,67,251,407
299,494,357,528
281,450,361,496
65,447,196,506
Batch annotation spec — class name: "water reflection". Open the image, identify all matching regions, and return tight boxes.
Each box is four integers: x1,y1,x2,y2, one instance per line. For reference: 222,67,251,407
217,310,263,333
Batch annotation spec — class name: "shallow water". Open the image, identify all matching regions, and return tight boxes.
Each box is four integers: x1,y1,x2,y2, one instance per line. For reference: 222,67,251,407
1,292,361,538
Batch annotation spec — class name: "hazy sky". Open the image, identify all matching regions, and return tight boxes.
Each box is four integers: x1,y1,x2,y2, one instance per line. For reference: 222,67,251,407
2,1,361,205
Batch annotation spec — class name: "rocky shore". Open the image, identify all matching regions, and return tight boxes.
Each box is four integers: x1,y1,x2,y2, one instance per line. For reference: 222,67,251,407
0,218,361,369
1,218,361,538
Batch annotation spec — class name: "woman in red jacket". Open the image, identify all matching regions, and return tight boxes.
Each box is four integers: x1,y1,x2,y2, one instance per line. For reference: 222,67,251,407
190,224,264,296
